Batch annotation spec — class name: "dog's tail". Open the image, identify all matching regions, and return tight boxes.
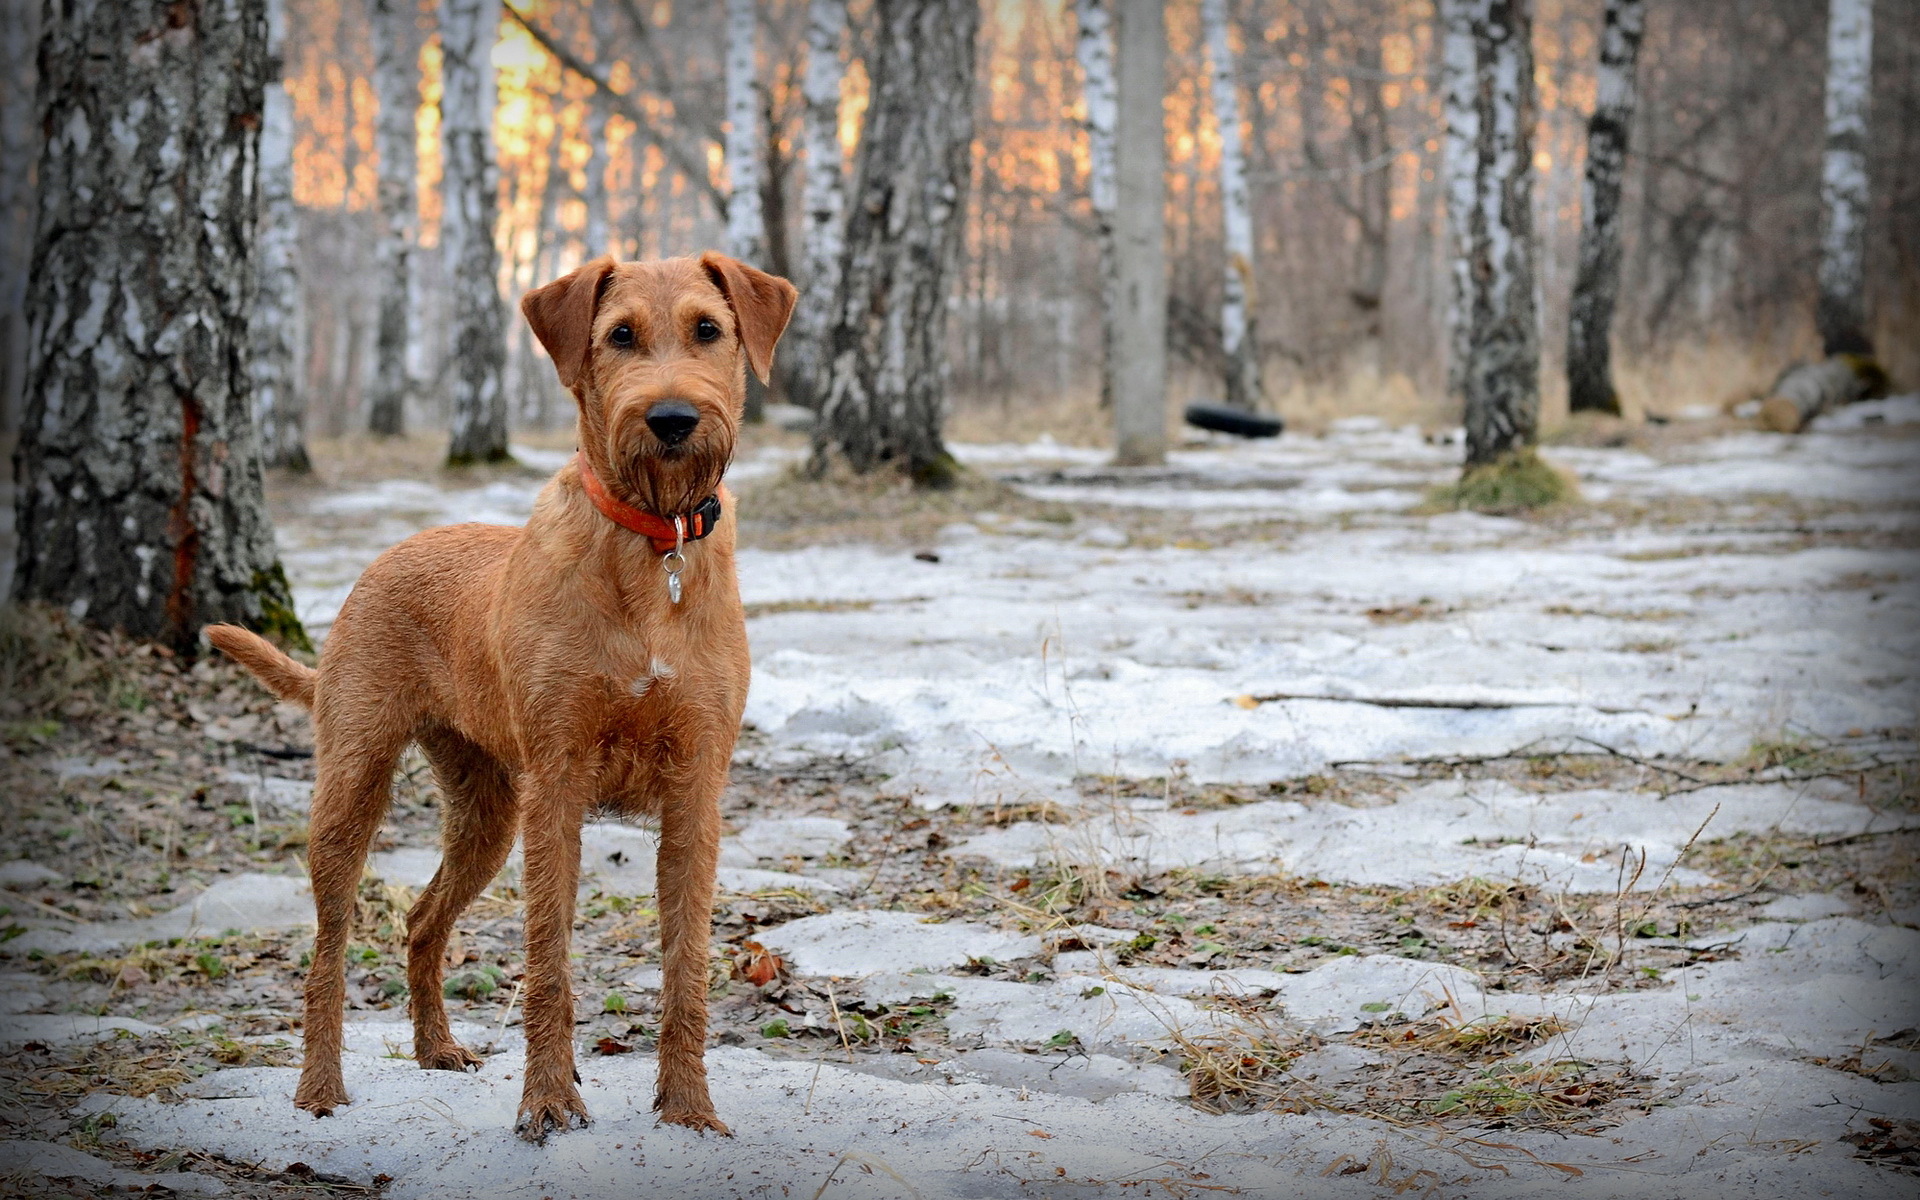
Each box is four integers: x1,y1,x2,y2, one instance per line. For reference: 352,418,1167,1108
205,624,317,708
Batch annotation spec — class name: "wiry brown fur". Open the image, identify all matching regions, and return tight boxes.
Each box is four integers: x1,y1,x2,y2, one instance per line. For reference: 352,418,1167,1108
208,252,797,1144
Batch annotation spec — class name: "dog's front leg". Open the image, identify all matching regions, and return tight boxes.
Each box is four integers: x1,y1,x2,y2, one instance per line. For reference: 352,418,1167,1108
514,762,593,1144
653,783,730,1135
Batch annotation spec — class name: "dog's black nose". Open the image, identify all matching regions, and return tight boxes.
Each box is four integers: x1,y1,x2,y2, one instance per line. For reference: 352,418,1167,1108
645,401,700,446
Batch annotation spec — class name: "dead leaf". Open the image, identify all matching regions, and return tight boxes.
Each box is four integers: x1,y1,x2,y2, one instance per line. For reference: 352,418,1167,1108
594,1037,633,1055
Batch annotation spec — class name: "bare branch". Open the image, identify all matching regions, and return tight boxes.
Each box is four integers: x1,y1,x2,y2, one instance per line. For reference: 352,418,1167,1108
503,5,727,218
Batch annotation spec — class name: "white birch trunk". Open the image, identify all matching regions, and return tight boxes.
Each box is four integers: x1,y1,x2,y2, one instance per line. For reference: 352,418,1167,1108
812,0,978,483
17,0,302,647
1440,0,1478,408
1565,0,1645,415
724,0,766,266
1202,0,1261,412
440,0,509,464
253,0,308,472
1817,0,1872,353
786,0,847,410
1111,0,1167,465
582,0,613,257
1445,0,1541,468
367,0,422,437
1075,0,1119,411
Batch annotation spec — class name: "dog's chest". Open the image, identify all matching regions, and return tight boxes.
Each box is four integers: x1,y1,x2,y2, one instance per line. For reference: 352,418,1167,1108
622,655,679,701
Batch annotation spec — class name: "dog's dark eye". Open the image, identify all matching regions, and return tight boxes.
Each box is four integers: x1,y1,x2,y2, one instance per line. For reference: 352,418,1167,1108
695,317,721,343
610,324,634,347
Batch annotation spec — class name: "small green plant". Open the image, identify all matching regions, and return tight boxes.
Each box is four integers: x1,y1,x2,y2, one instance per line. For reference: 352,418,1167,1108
444,963,508,1001
193,952,224,980
1427,447,1578,514
760,1018,791,1039
603,990,627,1015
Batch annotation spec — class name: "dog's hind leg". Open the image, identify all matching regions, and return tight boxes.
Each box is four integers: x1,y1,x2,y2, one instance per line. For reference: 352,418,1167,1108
295,720,407,1116
406,728,517,1071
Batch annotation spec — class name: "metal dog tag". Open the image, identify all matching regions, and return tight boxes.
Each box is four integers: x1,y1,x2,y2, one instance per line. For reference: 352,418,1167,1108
664,517,686,604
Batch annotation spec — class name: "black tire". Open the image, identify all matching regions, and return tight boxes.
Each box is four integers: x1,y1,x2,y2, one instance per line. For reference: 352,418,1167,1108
1184,403,1284,438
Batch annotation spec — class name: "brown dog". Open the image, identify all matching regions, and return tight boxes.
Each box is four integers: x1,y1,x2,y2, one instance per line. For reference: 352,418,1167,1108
208,252,796,1143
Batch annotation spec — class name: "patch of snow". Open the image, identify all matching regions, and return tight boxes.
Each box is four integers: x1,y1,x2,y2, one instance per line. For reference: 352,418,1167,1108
0,1014,168,1048
0,1139,228,1196
0,861,63,889
5,874,313,955
757,910,1042,977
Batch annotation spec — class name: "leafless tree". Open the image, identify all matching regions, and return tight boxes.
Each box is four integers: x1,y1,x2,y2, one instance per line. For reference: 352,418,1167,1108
441,0,510,464
1817,0,1873,353
1442,0,1541,468
15,0,301,649
1111,0,1168,465
812,0,979,484
254,0,309,472
1566,0,1646,415
367,0,425,437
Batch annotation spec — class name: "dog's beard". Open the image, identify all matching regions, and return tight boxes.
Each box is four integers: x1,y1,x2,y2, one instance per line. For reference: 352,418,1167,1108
607,429,732,517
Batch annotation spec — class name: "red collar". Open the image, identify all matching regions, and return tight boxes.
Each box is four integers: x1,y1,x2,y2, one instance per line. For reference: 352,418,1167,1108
574,452,722,554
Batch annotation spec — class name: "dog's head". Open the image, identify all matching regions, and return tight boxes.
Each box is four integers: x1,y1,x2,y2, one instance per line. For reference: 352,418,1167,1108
521,252,797,515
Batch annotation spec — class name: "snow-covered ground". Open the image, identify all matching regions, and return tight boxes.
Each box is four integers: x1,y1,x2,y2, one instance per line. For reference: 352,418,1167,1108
7,405,1919,1198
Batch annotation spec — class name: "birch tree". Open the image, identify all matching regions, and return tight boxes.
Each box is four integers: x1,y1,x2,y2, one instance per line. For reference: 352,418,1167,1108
1817,0,1872,354
367,0,424,437
1565,0,1644,416
1074,0,1119,411
724,0,767,266
253,0,309,472
441,0,510,464
1111,0,1167,465
782,0,848,411
1442,0,1542,471
1439,0,1477,408
14,0,303,649
1202,0,1262,411
811,0,978,485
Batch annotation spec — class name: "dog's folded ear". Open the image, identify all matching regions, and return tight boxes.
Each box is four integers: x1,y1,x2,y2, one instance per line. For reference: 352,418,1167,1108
521,256,618,392
699,252,798,386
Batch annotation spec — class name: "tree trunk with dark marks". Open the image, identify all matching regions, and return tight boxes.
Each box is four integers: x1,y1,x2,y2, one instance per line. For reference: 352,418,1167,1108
1816,0,1872,355
780,0,847,412
1075,0,1119,412
1202,0,1262,412
13,0,303,651
441,0,510,465
811,0,978,485
1442,0,1541,469
1565,0,1645,416
253,0,308,472
367,0,424,438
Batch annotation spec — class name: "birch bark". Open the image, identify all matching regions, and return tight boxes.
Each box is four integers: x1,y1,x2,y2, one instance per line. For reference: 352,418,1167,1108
1202,0,1262,411
724,0,767,266
811,0,978,484
1074,0,1119,411
1111,0,1167,465
253,0,309,471
368,0,423,436
441,0,510,464
785,0,848,410
14,0,302,649
1817,0,1872,354
1442,0,1541,467
1439,0,1477,408
1565,0,1644,415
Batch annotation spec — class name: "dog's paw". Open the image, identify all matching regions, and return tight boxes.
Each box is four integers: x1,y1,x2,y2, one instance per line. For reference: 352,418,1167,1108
294,1073,349,1117
416,1042,485,1073
515,1088,592,1145
655,1104,731,1137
